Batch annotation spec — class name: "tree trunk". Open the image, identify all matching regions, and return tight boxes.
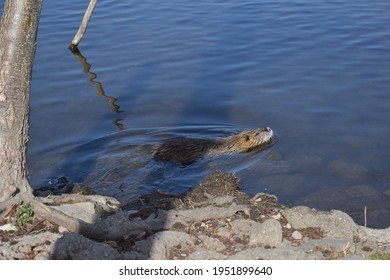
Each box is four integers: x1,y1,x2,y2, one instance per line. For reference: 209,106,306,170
0,0,43,204
0,1,116,239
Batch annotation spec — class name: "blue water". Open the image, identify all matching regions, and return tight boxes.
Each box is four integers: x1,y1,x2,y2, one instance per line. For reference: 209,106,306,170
2,0,389,227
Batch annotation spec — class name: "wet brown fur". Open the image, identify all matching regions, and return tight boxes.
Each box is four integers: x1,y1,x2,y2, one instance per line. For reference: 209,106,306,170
153,127,273,165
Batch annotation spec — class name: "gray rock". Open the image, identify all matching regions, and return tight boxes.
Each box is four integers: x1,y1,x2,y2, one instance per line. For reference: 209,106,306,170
361,227,390,244
216,226,231,239
53,233,143,260
229,243,318,260
0,223,18,231
212,196,235,206
0,231,62,260
198,234,226,252
58,226,69,234
301,238,355,256
0,246,22,260
292,230,303,240
19,245,32,254
163,204,251,229
355,240,379,257
50,202,99,224
231,218,282,247
82,195,121,213
134,231,196,260
187,249,226,260
102,204,251,241
340,255,367,260
282,206,360,239
104,210,133,226
54,233,121,259
35,251,51,260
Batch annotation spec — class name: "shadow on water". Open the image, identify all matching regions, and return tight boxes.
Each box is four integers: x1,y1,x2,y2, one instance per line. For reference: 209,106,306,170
174,7,248,126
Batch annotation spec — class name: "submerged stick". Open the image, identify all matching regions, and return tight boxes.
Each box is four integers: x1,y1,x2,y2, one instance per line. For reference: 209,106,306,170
69,0,97,51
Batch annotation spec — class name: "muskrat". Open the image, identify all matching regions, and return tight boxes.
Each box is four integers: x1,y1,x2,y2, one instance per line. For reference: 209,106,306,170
153,127,274,165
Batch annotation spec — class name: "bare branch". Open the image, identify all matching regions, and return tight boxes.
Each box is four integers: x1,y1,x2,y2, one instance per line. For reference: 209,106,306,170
69,0,97,51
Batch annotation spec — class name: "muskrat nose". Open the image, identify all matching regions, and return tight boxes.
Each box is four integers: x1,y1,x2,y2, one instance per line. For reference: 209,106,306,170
263,127,271,132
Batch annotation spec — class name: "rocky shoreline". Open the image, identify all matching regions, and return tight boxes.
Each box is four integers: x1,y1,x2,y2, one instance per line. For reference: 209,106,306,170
1,171,390,260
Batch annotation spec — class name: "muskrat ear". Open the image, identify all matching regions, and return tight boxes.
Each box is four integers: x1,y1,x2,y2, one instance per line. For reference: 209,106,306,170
245,135,251,141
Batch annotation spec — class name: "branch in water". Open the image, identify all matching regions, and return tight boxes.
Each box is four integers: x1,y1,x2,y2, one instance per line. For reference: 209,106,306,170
69,0,97,50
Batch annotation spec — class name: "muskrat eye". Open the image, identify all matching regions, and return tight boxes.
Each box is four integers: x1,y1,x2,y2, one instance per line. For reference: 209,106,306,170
245,135,251,141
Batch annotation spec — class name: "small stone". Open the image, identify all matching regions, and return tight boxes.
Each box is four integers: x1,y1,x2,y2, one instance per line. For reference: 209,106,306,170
134,231,196,260
216,227,231,238
34,251,50,260
231,218,283,247
292,230,303,240
0,223,18,231
271,213,282,220
58,226,69,234
198,235,226,251
33,244,47,252
284,223,292,229
302,238,354,257
281,206,359,239
188,249,226,260
19,245,32,254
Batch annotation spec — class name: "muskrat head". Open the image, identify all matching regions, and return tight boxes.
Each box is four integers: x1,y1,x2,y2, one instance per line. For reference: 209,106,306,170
232,127,274,152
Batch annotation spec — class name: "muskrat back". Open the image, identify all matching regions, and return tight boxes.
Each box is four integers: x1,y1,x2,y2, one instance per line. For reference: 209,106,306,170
153,127,274,165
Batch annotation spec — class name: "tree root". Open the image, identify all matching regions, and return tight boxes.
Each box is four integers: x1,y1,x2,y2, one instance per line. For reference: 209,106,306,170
101,204,250,240
0,171,252,241
1,193,106,240
1,191,251,242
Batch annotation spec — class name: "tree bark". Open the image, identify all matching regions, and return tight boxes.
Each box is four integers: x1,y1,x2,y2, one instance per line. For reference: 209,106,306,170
0,0,43,204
